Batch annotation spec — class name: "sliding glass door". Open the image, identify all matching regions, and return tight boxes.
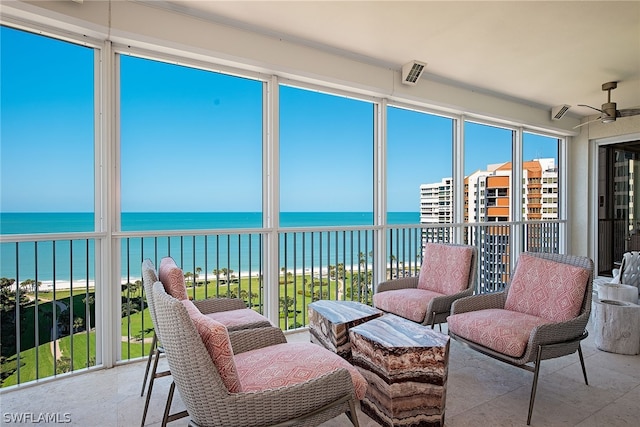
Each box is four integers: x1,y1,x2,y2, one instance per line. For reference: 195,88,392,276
597,140,640,275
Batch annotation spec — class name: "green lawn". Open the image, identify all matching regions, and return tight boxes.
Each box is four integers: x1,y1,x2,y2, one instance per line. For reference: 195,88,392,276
16,291,96,352
59,332,97,371
2,340,55,386
121,308,154,360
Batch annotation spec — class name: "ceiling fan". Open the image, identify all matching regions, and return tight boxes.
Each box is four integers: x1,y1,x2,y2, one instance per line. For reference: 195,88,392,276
574,82,640,128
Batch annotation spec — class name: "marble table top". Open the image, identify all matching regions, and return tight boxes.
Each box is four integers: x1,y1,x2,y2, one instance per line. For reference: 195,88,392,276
308,300,382,324
350,313,449,348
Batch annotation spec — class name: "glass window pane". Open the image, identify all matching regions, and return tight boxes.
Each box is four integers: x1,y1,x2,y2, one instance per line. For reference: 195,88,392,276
464,122,513,222
1,26,95,228
387,106,453,225
464,122,514,292
523,132,561,252
0,26,96,384
120,56,263,230
523,132,560,220
279,86,374,226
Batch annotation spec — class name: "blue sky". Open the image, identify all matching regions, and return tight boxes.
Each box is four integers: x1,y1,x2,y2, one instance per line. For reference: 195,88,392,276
1,27,94,212
1,25,558,214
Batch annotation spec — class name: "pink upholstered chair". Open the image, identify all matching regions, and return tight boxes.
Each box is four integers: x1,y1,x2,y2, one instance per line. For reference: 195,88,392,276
151,281,367,427
448,252,593,425
140,257,272,426
373,243,477,328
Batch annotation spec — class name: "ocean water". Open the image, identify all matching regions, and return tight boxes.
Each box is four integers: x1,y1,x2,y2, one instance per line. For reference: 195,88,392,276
0,212,419,282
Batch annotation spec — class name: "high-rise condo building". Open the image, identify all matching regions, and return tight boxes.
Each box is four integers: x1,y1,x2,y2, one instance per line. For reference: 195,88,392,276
420,158,558,290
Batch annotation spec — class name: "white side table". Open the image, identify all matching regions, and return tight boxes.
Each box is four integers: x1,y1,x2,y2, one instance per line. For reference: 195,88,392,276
597,283,638,304
593,299,640,355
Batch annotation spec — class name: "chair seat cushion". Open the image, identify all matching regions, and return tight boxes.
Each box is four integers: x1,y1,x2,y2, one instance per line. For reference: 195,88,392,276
373,288,443,323
235,342,367,399
206,308,272,331
181,300,241,393
505,254,591,322
417,243,474,294
448,309,551,358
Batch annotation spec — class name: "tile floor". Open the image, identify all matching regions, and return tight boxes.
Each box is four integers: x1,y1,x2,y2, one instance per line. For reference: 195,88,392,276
1,318,639,426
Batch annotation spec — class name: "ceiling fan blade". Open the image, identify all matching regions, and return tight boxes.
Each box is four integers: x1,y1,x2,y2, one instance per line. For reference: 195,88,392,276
573,116,603,129
578,104,604,114
618,108,640,117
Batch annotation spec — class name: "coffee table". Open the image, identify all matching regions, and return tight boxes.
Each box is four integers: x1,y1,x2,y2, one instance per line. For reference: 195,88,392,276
308,300,383,360
349,314,450,427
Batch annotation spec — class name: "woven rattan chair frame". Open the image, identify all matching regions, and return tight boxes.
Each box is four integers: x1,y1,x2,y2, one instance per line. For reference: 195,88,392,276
140,259,186,427
140,259,272,427
449,252,594,425
375,243,478,328
151,281,360,427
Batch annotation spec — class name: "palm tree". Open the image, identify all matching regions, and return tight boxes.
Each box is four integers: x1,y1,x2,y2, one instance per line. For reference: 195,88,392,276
359,252,368,267
121,301,138,317
134,280,142,296
184,271,193,286
20,278,41,294
1,277,28,357
195,267,202,285
73,316,84,333
82,294,95,332
123,281,140,297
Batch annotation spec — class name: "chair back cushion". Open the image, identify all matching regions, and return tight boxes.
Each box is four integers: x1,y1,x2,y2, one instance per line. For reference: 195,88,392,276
158,257,188,301
504,253,590,322
181,299,241,393
417,243,474,295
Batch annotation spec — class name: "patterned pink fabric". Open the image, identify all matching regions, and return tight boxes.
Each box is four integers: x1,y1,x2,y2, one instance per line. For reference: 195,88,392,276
505,254,590,322
448,309,551,358
181,299,241,393
417,243,473,294
373,288,443,322
206,308,271,328
158,257,188,301
234,342,367,399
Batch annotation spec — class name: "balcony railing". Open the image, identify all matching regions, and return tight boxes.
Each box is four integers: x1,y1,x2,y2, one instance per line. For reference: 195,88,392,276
0,219,563,388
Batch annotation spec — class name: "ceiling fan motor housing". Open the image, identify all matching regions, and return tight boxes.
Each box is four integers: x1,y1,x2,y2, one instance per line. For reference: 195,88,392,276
602,102,617,123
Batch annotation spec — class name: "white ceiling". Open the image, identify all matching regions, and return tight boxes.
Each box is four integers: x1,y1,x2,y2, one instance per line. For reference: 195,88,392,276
160,0,640,120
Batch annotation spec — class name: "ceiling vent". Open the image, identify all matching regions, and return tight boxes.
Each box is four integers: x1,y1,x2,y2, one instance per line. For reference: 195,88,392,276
401,61,427,86
551,104,571,120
